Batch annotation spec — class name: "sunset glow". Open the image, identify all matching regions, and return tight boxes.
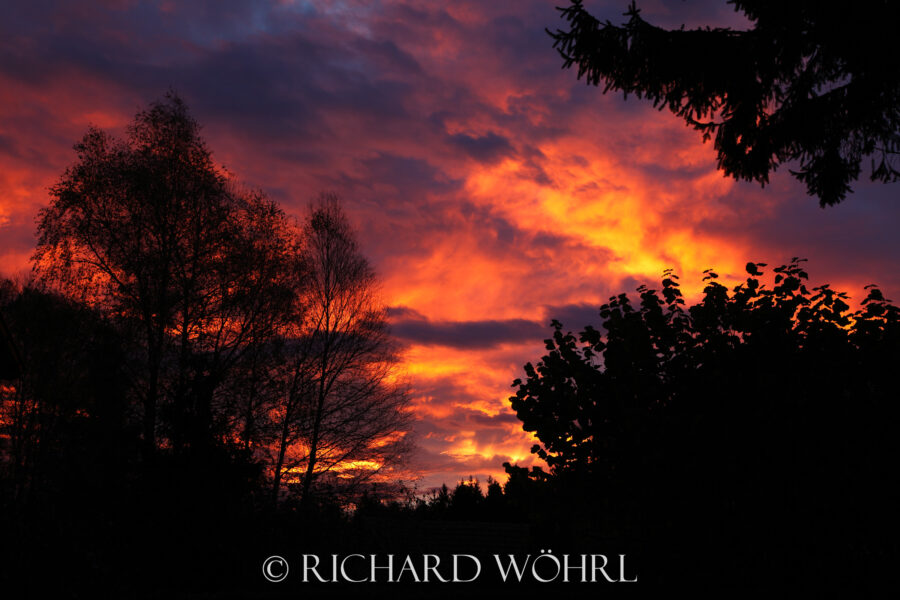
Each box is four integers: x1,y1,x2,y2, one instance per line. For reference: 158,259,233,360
1,0,898,491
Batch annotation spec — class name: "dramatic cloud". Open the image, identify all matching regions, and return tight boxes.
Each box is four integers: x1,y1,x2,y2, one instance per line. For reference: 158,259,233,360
2,0,898,489
389,308,546,349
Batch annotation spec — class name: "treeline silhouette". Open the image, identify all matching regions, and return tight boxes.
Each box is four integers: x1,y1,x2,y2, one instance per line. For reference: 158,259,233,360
0,94,413,597
336,259,900,592
502,259,900,590
357,476,523,523
2,95,899,596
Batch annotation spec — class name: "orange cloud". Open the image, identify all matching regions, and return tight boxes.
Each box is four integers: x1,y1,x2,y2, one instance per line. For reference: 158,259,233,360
1,0,898,492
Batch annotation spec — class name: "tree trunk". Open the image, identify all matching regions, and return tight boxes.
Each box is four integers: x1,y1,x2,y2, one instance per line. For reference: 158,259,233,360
271,410,291,506
143,350,158,463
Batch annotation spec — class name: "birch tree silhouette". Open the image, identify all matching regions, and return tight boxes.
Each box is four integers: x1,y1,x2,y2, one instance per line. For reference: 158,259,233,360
270,195,413,505
33,93,297,461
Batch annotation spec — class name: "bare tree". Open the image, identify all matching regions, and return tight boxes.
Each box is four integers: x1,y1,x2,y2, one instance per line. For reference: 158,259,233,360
270,195,413,505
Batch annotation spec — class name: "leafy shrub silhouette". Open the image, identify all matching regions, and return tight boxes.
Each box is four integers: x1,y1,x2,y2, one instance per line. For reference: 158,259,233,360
508,259,900,588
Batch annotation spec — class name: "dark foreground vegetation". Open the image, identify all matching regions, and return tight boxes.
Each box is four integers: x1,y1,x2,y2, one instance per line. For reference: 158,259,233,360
1,94,898,597
4,256,898,596
359,260,900,593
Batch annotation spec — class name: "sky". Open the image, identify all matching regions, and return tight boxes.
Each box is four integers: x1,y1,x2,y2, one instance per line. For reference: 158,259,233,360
1,0,899,490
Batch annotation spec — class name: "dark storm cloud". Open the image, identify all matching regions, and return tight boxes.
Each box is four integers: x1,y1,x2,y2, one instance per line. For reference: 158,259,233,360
447,131,515,163
541,302,603,330
467,411,521,427
390,315,545,349
358,153,464,195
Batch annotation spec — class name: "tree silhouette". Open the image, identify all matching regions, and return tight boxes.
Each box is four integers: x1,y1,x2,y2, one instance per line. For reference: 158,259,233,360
270,195,414,506
509,260,900,587
549,1,900,206
33,93,297,462
27,93,413,513
4,94,418,595
0,278,135,509
0,309,21,381
0,85,448,597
